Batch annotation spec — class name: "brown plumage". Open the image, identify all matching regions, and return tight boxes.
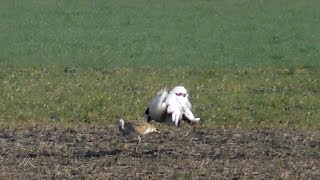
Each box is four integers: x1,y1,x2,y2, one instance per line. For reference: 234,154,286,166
118,118,159,136
118,118,159,152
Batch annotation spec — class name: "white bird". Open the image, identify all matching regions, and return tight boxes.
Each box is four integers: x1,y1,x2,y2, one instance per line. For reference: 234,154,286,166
145,86,200,126
166,86,200,126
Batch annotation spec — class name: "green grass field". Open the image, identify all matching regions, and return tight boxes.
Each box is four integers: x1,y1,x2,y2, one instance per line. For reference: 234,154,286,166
0,0,319,127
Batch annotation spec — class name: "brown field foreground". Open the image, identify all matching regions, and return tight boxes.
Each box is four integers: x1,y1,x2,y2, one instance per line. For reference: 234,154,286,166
0,123,319,179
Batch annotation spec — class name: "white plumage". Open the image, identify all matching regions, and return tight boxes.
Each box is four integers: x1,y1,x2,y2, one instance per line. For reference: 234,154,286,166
145,86,200,126
146,89,168,122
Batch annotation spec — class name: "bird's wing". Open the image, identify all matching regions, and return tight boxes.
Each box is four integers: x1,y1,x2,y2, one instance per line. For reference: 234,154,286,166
166,102,181,114
148,91,169,121
185,101,192,109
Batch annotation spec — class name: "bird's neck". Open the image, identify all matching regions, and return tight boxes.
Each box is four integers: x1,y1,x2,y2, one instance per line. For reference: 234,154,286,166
119,121,125,130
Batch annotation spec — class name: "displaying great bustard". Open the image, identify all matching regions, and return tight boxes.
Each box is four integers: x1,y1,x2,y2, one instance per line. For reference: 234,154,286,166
145,86,200,126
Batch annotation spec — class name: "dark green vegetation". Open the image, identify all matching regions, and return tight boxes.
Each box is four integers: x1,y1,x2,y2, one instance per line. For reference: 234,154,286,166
1,0,319,67
0,0,319,127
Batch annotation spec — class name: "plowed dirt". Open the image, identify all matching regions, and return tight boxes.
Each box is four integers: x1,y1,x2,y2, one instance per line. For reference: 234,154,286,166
0,124,319,179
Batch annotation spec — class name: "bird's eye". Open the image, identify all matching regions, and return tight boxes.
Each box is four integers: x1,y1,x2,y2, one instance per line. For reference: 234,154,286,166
175,93,187,97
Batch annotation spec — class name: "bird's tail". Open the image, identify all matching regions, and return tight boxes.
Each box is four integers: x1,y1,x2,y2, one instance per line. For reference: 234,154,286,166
157,88,168,96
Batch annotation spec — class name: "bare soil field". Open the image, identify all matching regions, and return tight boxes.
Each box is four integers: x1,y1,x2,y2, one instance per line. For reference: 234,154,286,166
0,123,319,179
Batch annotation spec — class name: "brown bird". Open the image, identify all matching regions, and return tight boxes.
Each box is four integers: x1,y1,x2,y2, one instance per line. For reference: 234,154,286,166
118,118,159,152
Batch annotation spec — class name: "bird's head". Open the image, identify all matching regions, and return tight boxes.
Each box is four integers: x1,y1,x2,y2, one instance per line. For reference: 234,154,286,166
170,86,188,98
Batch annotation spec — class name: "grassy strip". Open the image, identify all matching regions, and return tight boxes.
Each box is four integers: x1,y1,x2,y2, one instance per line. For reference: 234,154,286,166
1,65,319,128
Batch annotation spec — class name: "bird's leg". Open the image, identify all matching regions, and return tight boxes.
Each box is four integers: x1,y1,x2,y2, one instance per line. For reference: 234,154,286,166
135,136,142,153
183,108,200,124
